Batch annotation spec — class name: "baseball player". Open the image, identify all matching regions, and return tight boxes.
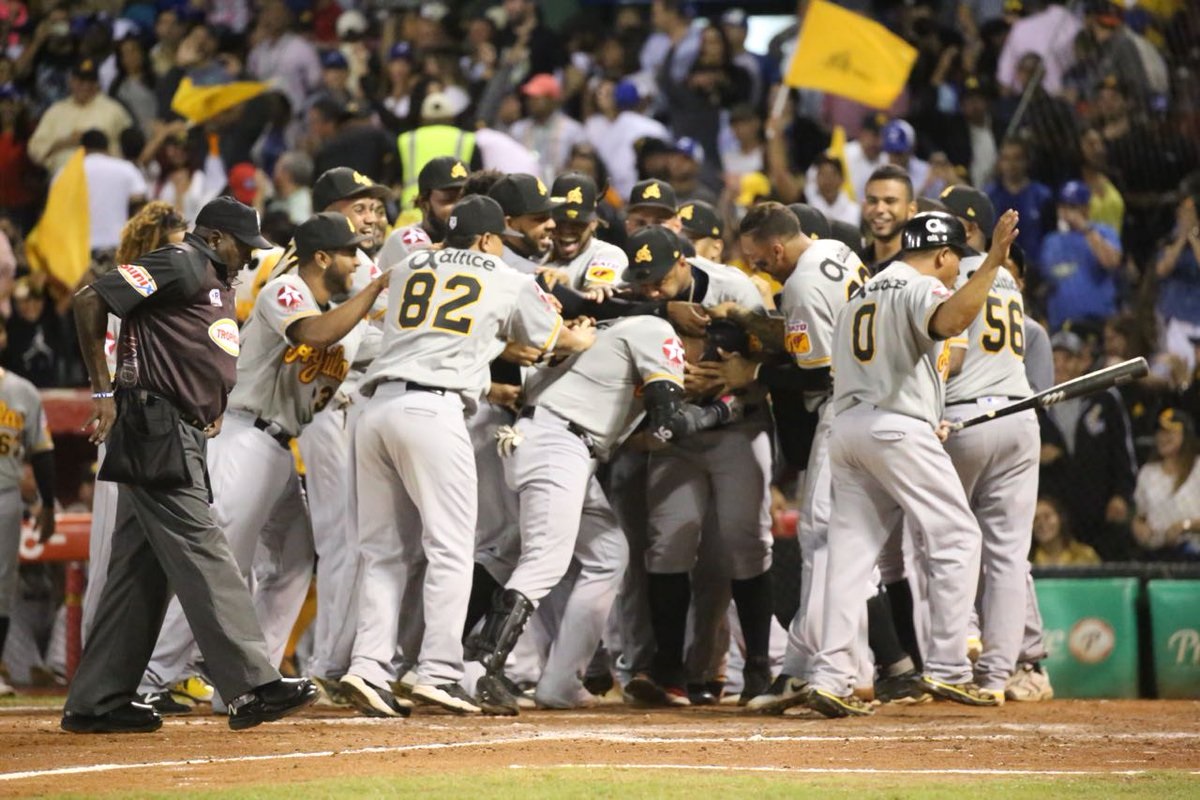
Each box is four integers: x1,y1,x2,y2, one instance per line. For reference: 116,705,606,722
376,156,468,270
625,179,681,235
545,172,628,293
340,195,593,717
676,200,726,263
489,173,558,274
0,338,55,697
805,210,1018,717
939,187,1040,703
470,227,744,714
610,226,775,707
712,202,869,712
863,165,918,270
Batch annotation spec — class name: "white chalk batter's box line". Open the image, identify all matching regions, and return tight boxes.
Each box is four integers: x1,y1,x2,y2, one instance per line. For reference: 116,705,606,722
511,763,1179,777
3,729,1199,783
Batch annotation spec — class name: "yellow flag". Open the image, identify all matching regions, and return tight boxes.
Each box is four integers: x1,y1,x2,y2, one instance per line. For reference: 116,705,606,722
171,77,270,124
826,124,857,201
785,0,917,110
26,147,90,288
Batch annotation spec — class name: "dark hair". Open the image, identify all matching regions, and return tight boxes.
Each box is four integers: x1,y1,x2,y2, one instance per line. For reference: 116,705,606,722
738,201,800,241
1033,495,1077,555
119,126,145,162
309,96,343,124
569,142,611,195
813,153,844,177
444,232,481,249
80,128,109,151
461,169,504,198
866,164,914,201
1007,241,1026,279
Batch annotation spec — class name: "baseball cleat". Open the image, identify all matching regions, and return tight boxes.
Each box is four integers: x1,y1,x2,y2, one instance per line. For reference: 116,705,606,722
920,676,999,706
806,687,875,718
1005,662,1054,702
476,674,521,716
140,691,193,716
339,674,411,718
687,684,718,706
311,675,351,706
874,669,932,705
170,676,214,704
410,682,482,714
390,670,419,700
61,701,163,734
981,687,1006,705
745,673,809,714
623,673,667,706
583,672,615,698
535,687,599,710
0,674,16,698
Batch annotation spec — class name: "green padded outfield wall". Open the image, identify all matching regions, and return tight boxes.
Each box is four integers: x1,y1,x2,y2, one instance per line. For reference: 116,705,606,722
1034,578,1140,698
1147,580,1200,698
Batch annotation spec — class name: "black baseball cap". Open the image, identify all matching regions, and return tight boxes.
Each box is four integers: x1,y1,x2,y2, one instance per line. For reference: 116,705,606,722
677,200,723,240
622,226,683,285
787,203,831,240
901,212,970,256
312,167,392,212
196,197,273,248
940,185,996,237
828,219,864,252
551,172,597,222
294,212,369,259
72,58,99,81
488,173,558,217
418,156,469,196
628,179,677,213
447,195,506,238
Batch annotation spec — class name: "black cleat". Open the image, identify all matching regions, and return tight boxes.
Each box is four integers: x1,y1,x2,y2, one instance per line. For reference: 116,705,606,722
140,691,192,716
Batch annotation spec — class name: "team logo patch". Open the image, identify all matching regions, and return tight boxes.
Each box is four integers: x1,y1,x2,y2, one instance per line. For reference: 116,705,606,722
103,331,117,358
679,204,694,220
352,170,373,186
662,337,686,367
401,226,431,245
785,321,811,356
566,186,584,204
635,244,653,264
931,284,951,299
450,161,468,178
277,285,305,310
117,264,157,297
536,178,548,196
209,288,222,307
208,318,240,356
585,262,618,284
642,183,662,200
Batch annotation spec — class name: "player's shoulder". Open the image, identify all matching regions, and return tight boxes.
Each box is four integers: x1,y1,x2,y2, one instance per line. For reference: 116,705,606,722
608,314,674,341
258,273,315,312
800,237,858,267
389,223,432,249
0,371,39,403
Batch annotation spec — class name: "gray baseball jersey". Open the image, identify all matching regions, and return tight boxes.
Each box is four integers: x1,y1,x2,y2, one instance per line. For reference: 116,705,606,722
227,274,364,437
340,250,390,396
502,244,545,275
376,223,434,271
363,247,563,405
945,257,1032,403
0,370,52,487
1023,317,1054,393
781,239,870,411
524,316,686,461
689,257,763,310
557,237,628,291
831,261,959,428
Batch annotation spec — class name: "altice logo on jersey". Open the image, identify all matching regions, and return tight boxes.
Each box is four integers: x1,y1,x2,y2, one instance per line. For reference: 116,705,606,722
208,318,241,357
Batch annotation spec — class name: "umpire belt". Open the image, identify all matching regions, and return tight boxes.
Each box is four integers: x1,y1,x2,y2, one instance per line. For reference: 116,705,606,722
125,389,207,432
519,405,597,457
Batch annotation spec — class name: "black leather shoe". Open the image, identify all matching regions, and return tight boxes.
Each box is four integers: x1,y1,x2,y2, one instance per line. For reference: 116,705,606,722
227,678,318,731
61,701,163,734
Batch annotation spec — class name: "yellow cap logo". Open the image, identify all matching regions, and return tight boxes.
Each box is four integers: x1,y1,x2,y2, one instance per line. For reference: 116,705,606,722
635,244,653,263
679,204,694,220
450,161,467,179
567,209,579,219
1160,409,1184,431
940,186,954,198
642,183,661,200
566,186,584,204
537,178,548,196
352,171,373,186
347,217,355,232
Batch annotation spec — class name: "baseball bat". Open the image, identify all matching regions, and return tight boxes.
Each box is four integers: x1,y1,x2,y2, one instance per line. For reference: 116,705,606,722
949,357,1149,431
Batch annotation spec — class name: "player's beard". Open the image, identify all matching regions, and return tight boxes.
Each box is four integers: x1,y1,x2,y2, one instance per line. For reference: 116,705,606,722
425,212,449,243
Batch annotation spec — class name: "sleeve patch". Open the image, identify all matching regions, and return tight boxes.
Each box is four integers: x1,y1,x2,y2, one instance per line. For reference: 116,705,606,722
785,321,811,355
585,261,619,284
276,285,305,310
117,264,157,297
662,337,686,367
400,226,430,245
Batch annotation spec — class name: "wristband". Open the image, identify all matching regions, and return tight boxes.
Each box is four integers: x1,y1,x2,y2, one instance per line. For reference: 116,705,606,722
92,391,114,399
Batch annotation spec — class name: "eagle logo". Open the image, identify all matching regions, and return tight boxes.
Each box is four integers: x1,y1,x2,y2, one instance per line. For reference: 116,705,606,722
642,183,662,200
566,186,584,204
679,204,694,220
450,161,468,178
635,244,653,263
537,178,548,196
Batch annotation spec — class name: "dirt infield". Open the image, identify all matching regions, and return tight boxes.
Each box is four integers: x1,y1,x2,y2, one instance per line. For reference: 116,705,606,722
1,699,1197,797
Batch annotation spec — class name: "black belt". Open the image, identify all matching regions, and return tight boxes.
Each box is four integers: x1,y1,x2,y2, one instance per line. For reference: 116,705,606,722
406,381,447,395
948,395,1026,405
253,417,293,449
519,406,596,456
124,389,207,432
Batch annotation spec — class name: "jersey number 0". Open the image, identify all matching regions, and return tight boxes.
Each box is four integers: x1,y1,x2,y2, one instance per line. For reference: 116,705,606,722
398,272,482,335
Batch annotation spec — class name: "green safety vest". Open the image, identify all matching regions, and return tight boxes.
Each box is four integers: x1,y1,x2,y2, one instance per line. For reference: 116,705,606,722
397,125,476,209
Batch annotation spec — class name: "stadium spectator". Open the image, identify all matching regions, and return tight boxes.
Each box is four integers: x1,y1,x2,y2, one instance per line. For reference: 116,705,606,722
268,151,314,225
996,0,1082,95
1031,497,1101,566
110,35,156,135
246,0,321,111
841,112,888,203
987,138,1055,273
585,79,670,200
1155,193,1200,372
1132,409,1200,560
27,59,129,174
508,74,586,187
1078,127,1125,236
880,120,931,200
805,153,859,227
78,129,147,256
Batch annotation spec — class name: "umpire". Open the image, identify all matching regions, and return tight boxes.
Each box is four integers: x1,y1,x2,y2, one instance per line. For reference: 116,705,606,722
63,197,317,734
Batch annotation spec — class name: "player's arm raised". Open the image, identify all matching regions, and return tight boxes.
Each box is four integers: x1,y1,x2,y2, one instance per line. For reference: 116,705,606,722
929,210,1019,340
286,270,390,350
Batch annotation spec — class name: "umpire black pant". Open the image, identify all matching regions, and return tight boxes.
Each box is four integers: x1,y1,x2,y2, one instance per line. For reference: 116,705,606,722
65,424,279,716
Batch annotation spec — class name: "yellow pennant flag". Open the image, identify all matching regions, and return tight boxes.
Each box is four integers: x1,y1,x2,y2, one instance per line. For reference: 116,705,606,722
825,124,857,201
785,0,917,110
26,147,91,288
171,77,270,124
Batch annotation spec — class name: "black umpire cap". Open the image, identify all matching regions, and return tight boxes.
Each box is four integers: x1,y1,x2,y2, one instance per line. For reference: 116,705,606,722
489,173,558,217
622,226,683,285
294,212,370,260
447,195,506,238
312,167,392,212
418,156,469,196
940,185,996,237
628,178,677,213
551,172,597,222
901,212,971,256
787,203,831,240
196,197,273,248
678,200,723,240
